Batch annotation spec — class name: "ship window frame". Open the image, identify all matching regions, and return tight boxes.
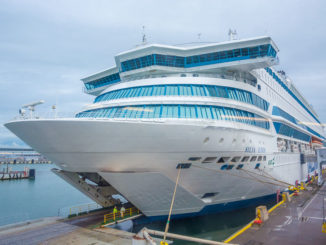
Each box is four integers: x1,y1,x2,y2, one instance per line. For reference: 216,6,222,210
231,157,241,162
241,156,250,162
217,157,230,163
202,157,217,163
250,156,257,161
188,157,201,161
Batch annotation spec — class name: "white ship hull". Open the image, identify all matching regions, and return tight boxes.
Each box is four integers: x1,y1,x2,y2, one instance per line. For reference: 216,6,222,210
5,118,302,217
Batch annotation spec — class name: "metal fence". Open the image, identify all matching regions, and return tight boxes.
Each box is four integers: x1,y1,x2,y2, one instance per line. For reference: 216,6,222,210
103,207,139,224
58,202,102,217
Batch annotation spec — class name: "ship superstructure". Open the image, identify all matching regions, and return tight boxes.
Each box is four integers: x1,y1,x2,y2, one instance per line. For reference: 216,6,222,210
5,36,325,217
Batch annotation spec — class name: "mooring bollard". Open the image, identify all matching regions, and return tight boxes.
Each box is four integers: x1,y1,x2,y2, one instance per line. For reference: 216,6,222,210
29,169,35,179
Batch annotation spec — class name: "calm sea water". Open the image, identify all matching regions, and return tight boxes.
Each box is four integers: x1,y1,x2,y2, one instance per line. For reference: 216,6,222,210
0,163,276,243
132,199,275,244
0,164,92,226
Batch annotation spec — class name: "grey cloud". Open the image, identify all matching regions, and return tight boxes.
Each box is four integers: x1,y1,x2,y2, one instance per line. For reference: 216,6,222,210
1,0,326,147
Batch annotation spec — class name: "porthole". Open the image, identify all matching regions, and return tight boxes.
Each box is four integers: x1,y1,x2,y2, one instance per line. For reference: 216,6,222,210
203,137,210,144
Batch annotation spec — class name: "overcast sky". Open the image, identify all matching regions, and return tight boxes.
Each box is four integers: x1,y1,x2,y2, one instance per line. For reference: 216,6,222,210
1,0,326,147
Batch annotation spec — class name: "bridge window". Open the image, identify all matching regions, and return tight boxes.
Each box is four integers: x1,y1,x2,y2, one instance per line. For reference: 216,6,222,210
120,44,276,72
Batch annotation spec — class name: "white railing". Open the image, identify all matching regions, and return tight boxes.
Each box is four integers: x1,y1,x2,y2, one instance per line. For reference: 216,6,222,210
12,111,78,121
122,72,257,85
57,202,102,217
83,73,258,94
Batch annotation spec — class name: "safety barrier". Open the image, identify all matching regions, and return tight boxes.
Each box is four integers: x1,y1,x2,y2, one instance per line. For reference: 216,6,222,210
103,207,139,224
58,202,102,217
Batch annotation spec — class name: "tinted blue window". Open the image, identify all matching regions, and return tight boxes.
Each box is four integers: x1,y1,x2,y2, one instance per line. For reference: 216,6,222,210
272,106,324,140
94,84,269,111
216,87,228,98
273,122,311,142
207,86,217,97
119,44,275,73
76,104,270,130
85,73,121,91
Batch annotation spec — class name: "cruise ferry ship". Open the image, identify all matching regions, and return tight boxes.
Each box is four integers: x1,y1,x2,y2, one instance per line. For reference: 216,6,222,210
5,36,325,218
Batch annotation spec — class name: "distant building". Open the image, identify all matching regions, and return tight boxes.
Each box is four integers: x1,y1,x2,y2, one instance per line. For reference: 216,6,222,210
0,148,50,163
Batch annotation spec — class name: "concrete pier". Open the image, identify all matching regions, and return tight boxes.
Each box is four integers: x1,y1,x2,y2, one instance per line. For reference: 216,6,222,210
1,181,325,244
228,181,326,245
0,210,132,245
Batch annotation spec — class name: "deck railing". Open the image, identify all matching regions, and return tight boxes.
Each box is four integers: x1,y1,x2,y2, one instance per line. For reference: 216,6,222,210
103,207,140,224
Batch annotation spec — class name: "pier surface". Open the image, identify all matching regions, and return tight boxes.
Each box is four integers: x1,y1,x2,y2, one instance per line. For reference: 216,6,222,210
1,184,326,244
0,209,132,245
231,182,326,245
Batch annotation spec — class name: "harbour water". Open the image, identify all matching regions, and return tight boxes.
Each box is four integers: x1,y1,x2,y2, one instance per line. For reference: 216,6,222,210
0,163,276,243
0,164,92,226
132,198,276,244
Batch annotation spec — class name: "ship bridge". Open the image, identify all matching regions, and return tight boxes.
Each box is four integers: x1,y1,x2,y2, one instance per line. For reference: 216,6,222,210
82,36,279,96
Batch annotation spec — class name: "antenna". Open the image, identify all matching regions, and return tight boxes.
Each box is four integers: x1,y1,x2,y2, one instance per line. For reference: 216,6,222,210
142,26,147,44
21,100,45,118
52,105,57,118
228,29,238,41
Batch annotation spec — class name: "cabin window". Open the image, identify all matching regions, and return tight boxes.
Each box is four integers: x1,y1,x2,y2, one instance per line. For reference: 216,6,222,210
188,157,201,161
241,156,250,162
231,157,241,162
202,157,217,163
